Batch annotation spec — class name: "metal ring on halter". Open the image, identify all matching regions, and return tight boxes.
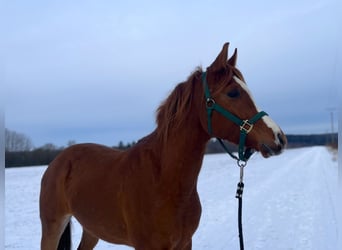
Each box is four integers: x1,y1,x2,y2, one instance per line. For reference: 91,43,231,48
206,98,215,108
237,160,247,168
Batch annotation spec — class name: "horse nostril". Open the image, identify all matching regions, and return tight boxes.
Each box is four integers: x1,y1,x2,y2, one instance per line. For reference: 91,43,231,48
277,133,286,146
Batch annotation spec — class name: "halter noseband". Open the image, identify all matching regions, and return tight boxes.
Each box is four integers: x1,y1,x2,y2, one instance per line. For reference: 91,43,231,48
202,71,268,162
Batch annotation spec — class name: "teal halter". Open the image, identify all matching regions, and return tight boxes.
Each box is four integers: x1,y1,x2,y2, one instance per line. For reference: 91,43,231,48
202,71,268,162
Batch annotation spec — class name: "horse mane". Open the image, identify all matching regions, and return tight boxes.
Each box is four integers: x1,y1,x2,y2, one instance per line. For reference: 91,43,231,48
154,63,242,142
156,68,203,140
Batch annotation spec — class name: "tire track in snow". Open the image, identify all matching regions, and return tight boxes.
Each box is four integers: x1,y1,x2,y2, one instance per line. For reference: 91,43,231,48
240,147,337,250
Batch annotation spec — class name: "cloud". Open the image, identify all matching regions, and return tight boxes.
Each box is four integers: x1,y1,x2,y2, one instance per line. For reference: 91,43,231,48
4,0,339,147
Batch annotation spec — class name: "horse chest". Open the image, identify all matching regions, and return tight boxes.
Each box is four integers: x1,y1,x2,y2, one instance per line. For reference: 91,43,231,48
152,190,202,233
123,191,201,248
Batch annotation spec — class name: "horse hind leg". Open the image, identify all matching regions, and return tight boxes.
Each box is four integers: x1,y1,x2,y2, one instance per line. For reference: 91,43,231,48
40,161,73,250
40,215,71,250
77,229,99,250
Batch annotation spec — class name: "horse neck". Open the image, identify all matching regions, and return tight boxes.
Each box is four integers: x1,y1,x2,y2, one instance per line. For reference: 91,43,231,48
156,115,209,194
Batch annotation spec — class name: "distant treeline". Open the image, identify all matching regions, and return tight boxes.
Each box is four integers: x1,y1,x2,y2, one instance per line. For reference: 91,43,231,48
5,141,135,168
285,133,337,148
5,133,337,168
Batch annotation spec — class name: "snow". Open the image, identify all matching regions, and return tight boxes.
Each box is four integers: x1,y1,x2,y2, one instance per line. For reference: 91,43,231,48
5,146,339,249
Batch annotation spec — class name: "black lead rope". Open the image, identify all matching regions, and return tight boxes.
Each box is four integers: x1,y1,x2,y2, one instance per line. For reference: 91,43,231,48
237,196,244,250
235,164,245,250
217,137,246,250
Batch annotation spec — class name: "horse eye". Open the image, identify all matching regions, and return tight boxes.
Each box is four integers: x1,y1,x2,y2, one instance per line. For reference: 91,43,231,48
227,89,240,98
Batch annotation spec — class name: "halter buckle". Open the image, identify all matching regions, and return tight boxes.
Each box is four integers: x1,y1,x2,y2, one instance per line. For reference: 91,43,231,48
240,120,253,134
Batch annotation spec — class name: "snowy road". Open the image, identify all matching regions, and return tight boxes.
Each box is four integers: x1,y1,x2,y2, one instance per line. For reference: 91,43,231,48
5,146,339,249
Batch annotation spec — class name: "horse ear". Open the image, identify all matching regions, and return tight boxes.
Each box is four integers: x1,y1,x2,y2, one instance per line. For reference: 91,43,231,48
209,43,229,71
228,48,238,67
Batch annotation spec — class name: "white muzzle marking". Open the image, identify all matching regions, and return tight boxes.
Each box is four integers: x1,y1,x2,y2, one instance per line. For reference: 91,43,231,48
233,76,282,145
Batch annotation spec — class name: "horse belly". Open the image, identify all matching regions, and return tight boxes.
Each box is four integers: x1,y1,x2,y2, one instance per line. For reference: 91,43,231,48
70,192,129,244
65,160,131,244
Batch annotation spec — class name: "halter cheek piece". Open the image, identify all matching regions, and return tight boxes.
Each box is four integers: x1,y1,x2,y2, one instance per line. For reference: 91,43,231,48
202,71,268,162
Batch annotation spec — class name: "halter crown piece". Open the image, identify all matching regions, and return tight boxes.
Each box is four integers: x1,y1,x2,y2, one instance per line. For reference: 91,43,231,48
202,71,268,163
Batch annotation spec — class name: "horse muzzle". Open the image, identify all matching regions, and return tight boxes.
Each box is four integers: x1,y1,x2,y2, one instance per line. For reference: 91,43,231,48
259,132,287,158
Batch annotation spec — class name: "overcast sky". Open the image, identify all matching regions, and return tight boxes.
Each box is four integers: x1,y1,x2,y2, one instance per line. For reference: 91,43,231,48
3,0,341,148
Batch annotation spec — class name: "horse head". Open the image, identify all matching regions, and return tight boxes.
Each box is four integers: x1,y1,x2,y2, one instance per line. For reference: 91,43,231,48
200,43,287,158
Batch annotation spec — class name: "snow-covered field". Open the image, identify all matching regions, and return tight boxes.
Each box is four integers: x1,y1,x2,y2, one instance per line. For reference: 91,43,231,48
5,146,339,249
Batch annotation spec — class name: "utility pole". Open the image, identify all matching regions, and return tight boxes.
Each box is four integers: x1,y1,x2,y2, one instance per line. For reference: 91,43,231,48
326,107,336,145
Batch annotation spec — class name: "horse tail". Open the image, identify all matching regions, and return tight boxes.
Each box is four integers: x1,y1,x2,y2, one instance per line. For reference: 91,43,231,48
57,220,72,250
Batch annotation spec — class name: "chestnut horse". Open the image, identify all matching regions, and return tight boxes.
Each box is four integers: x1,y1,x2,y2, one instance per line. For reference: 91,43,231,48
40,43,286,250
